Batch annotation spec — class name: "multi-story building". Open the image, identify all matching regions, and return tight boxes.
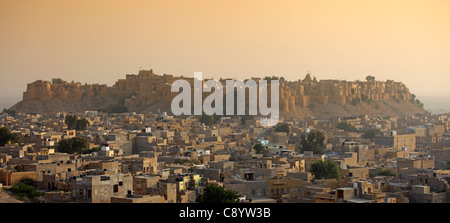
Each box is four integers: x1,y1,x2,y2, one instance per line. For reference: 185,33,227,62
70,173,132,203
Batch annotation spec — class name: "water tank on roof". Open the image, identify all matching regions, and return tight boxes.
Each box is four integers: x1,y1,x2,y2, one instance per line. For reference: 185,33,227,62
390,130,397,136
101,145,110,151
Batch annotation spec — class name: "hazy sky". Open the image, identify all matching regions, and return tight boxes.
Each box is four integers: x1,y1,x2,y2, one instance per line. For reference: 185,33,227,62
1,0,449,106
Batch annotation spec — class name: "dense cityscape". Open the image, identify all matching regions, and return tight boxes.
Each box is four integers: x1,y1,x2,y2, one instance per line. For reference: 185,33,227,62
1,86,450,203
2,4,450,220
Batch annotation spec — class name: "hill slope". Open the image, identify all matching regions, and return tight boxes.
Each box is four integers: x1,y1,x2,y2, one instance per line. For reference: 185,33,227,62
10,70,427,118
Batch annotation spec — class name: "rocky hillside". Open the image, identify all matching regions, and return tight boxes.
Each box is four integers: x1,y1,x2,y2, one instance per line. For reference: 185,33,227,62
283,98,426,120
10,70,427,119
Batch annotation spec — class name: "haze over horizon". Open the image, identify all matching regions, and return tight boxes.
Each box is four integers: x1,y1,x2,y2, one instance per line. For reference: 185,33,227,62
1,0,449,110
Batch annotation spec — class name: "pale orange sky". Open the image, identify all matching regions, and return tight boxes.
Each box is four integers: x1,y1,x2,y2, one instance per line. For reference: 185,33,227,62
1,0,450,106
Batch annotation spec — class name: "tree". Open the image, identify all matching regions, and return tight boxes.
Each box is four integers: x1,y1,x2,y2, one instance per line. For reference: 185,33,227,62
310,160,341,180
57,137,89,154
0,127,20,146
51,78,67,84
264,76,280,81
75,118,89,131
336,122,357,132
65,115,89,131
274,123,291,135
199,112,221,126
196,184,240,203
253,143,266,154
71,137,89,152
82,146,101,154
65,115,78,130
365,75,376,82
377,169,396,177
199,112,214,126
57,139,73,154
362,129,382,140
300,130,326,154
8,177,43,201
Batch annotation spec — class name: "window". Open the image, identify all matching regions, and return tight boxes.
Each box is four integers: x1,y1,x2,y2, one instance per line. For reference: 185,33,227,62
87,190,92,199
252,189,256,196
119,181,123,186
113,185,119,193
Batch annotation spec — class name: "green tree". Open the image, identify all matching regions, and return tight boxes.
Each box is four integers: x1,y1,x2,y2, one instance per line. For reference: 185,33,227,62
199,112,221,126
300,130,326,154
71,137,89,152
199,112,214,126
65,115,90,131
310,160,341,180
0,127,20,146
264,76,280,81
82,146,101,154
336,122,357,132
51,78,67,84
377,169,397,177
8,177,43,201
75,118,89,131
65,115,78,130
57,139,73,153
253,143,266,154
274,123,291,135
57,137,89,154
362,129,382,140
196,184,240,203
365,75,376,82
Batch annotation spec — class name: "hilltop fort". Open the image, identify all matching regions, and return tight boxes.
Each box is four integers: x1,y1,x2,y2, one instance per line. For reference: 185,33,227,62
11,69,426,119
